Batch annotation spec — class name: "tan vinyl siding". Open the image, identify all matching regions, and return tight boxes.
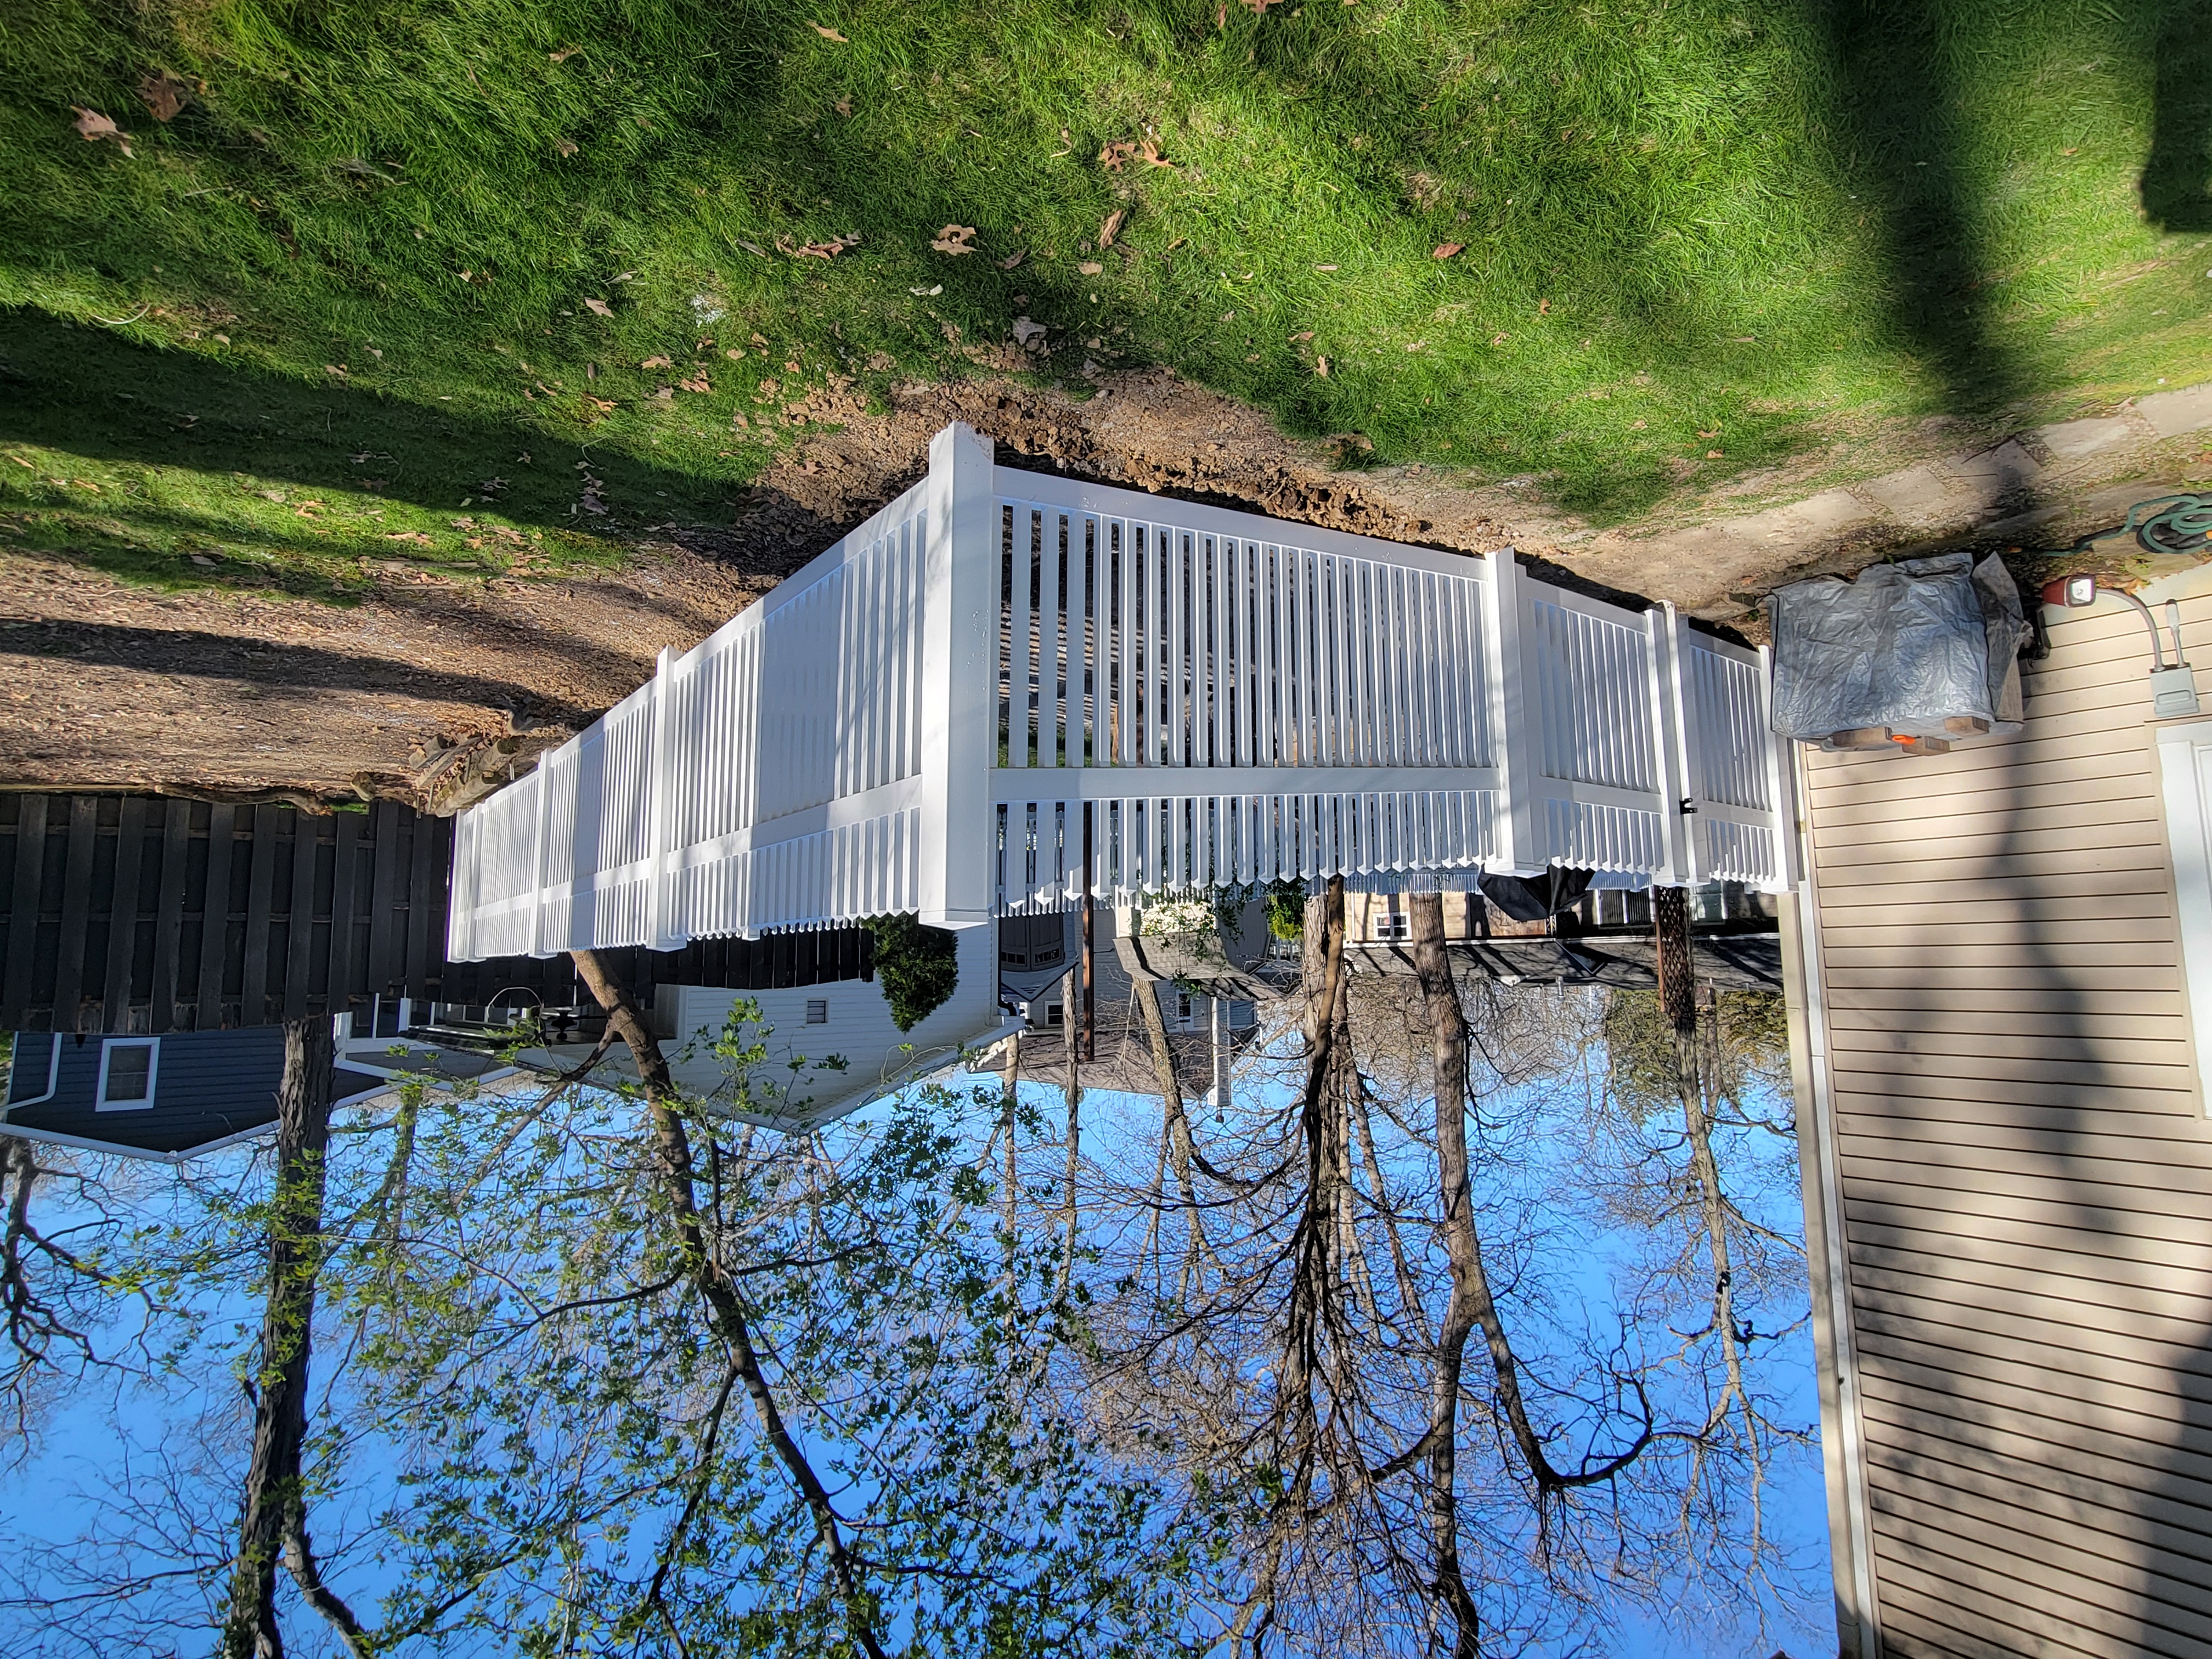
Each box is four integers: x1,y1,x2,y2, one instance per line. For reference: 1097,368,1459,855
1804,588,2212,1659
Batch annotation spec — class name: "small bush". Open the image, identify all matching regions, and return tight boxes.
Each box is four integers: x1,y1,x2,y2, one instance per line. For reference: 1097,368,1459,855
1265,878,1306,941
868,913,961,1032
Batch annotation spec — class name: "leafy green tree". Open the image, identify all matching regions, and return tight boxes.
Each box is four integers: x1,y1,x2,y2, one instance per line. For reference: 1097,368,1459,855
866,913,962,1031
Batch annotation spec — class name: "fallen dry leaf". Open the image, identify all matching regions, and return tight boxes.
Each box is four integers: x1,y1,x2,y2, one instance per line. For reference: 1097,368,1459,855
1012,317,1048,348
1314,356,1330,376
1077,261,1103,275
1707,449,1724,459
1314,263,1339,272
587,396,616,413
678,374,710,393
139,73,189,122
811,21,848,40
555,137,578,157
833,95,852,116
1432,242,1464,259
1537,297,1551,314
550,45,580,61
931,224,978,256
1138,138,1173,168
1098,208,1125,247
997,250,1026,269
583,297,612,316
641,355,673,369
71,107,133,156
189,554,218,567
792,230,862,259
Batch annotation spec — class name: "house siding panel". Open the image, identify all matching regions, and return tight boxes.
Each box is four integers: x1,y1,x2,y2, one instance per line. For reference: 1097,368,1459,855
1806,589,2212,1657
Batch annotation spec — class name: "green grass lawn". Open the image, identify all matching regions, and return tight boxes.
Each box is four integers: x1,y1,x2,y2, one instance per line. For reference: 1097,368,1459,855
3,0,2210,595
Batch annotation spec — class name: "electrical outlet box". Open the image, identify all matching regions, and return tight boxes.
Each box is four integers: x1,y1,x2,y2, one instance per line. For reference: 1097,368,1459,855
2152,665,2202,720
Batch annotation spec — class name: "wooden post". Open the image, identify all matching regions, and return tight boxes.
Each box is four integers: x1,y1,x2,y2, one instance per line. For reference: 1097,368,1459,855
1654,884,1695,1035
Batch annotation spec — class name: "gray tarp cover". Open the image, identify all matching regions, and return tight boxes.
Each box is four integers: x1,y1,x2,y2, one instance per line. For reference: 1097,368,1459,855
1767,552,2028,743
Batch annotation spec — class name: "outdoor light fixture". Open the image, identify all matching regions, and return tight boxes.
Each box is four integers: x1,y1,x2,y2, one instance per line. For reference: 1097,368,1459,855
2042,572,2202,719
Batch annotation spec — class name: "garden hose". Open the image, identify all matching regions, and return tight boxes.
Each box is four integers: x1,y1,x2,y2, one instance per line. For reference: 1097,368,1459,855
2063,493,2212,559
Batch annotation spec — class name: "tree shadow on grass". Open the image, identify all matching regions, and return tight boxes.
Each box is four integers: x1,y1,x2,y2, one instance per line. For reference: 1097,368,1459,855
0,306,740,535
2143,0,2212,230
1799,0,2037,417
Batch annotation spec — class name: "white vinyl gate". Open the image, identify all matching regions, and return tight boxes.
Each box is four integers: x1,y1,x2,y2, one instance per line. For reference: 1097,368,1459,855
446,424,1792,960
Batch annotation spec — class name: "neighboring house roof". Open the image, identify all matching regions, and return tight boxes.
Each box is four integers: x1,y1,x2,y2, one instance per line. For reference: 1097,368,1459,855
2,1025,514,1161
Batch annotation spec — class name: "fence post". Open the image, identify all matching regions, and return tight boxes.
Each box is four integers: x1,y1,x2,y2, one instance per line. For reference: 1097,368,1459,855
1480,549,1545,876
1650,603,1695,888
526,763,552,959
644,645,678,951
1759,643,1801,889
918,422,997,929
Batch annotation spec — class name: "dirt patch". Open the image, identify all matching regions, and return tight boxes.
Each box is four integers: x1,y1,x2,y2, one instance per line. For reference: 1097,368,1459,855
0,540,761,810
8,359,2204,808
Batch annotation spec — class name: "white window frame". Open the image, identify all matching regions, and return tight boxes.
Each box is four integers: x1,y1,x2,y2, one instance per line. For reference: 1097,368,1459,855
95,1037,160,1111
2156,719,2212,1111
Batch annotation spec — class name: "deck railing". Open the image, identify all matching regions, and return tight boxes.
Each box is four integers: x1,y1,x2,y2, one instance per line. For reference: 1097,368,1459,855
447,423,1791,961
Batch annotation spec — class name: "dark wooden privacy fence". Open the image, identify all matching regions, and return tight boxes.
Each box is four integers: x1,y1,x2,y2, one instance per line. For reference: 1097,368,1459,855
1,794,872,1035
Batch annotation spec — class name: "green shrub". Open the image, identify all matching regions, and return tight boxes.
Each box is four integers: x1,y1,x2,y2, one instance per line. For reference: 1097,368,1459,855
1265,879,1306,942
868,913,961,1032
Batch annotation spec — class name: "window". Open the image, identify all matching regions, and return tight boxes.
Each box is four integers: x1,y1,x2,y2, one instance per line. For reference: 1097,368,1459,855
1174,992,1194,1028
1374,910,1410,940
97,1039,159,1111
1046,1002,1064,1027
805,1000,829,1025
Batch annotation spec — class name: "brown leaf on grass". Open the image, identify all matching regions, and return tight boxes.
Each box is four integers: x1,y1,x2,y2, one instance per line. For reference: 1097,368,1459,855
139,73,190,122
793,230,862,259
678,374,710,393
1537,297,1551,314
811,21,848,40
1432,242,1464,259
1012,317,1048,348
931,224,978,255
1098,139,1170,172
71,107,133,156
1291,330,1314,341
1098,208,1125,247
641,355,673,369
996,250,1026,269
833,95,852,116
550,45,581,61
1077,261,1103,275
1241,0,1284,12
1314,356,1330,376
583,297,612,316
555,137,578,157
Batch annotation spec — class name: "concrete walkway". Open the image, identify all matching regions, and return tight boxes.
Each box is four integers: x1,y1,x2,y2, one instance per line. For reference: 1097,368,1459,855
1555,381,2212,616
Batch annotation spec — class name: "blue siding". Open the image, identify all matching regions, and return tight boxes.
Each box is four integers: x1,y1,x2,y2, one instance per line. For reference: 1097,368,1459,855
5,1028,290,1154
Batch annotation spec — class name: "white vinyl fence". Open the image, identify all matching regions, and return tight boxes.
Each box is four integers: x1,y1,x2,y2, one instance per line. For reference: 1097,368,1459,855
448,424,1792,960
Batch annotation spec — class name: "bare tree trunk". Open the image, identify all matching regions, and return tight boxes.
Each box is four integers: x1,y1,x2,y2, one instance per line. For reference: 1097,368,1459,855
1060,966,1081,1291
1001,1033,1020,1276
1409,893,1650,1514
1407,894,1481,1659
221,1017,366,1659
1136,980,1218,1289
571,950,887,1659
